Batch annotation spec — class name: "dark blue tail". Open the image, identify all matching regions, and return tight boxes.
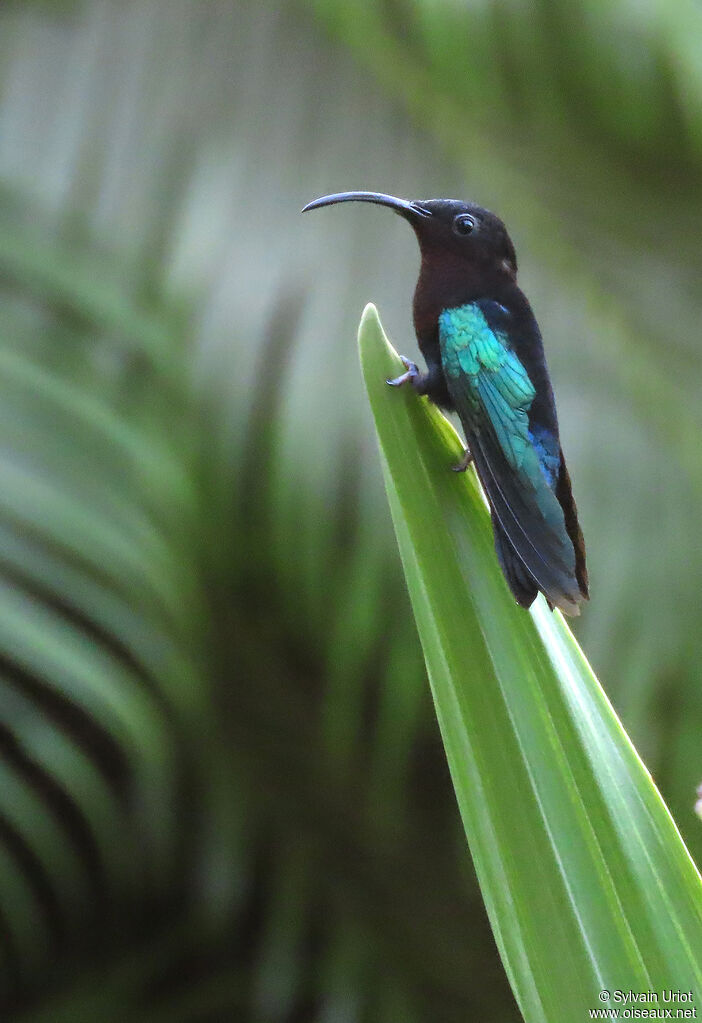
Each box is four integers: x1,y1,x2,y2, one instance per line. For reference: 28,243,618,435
492,513,541,609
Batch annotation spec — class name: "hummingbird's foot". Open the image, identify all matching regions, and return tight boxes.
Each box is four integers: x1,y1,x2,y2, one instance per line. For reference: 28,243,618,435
452,447,473,472
386,356,419,387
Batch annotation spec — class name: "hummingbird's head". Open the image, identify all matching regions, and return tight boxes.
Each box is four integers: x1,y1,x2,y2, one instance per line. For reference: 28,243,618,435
410,198,518,279
302,191,517,281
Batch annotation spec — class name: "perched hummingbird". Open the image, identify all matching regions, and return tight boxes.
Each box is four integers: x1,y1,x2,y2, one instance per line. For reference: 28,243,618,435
302,191,588,615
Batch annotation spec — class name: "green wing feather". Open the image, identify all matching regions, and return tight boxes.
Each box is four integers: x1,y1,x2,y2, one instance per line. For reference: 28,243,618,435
439,304,580,612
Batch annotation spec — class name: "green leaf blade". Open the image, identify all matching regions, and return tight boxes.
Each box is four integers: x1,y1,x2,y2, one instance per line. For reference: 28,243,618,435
359,303,702,1022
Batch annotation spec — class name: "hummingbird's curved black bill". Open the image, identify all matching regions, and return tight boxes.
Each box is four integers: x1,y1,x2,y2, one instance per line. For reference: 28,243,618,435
301,191,431,220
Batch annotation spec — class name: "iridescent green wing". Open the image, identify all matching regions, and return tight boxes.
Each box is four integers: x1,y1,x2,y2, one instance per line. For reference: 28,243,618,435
439,301,580,611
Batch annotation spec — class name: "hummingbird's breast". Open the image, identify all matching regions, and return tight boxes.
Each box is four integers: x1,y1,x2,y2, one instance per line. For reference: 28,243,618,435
413,253,498,358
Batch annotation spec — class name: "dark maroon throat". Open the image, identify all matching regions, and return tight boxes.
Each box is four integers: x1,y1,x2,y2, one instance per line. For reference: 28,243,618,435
416,253,482,311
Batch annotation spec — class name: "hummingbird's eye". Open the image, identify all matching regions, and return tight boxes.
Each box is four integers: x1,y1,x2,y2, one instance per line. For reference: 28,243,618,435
453,214,476,236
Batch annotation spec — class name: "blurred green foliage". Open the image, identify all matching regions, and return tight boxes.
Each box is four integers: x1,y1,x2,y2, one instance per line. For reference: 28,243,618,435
0,1,700,1020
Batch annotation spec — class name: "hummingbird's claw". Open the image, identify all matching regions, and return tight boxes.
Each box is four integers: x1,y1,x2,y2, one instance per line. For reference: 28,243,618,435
452,447,474,472
386,356,419,387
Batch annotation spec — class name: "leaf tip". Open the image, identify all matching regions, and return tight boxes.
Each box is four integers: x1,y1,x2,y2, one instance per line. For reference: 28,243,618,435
358,303,401,388
358,302,382,349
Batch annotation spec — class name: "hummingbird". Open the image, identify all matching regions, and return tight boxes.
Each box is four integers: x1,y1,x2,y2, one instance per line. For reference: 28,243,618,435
302,191,588,615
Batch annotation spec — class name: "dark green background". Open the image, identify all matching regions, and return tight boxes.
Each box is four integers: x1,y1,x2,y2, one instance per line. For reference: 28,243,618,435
0,1,700,1019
